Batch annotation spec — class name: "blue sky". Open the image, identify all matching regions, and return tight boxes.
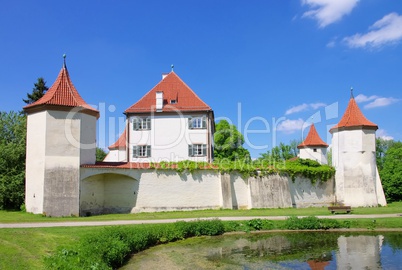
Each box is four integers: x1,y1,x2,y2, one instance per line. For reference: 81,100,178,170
1,0,401,158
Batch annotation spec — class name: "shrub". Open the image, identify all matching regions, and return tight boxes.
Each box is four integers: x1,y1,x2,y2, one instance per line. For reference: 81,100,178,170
284,216,342,230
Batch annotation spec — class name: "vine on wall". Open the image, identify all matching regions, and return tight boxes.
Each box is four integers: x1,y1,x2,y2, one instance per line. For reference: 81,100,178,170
149,158,335,183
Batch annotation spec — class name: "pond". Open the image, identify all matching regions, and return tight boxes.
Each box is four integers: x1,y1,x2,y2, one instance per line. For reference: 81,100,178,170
121,231,402,269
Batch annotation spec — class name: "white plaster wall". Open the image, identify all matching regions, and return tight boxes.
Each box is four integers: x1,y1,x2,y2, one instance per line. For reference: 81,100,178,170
80,174,105,215
25,111,47,214
128,114,209,163
79,113,97,165
103,149,127,162
291,177,335,207
332,129,379,206
231,174,250,209
299,147,327,164
133,170,222,212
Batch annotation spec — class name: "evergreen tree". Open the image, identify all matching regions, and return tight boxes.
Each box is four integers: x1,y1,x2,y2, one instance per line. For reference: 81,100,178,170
213,120,251,161
23,77,49,104
96,147,108,162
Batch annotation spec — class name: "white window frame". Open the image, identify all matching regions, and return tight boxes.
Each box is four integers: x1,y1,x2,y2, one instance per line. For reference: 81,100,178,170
188,144,207,157
188,116,206,129
133,117,151,130
133,145,151,158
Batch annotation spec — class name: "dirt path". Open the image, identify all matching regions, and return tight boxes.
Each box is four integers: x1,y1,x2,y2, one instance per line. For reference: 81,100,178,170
1,213,401,228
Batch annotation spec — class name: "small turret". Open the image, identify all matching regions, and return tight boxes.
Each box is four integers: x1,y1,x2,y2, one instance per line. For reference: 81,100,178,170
298,124,328,164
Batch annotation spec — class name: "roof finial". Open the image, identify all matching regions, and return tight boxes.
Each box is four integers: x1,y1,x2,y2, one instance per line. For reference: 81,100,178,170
350,87,354,99
63,54,67,68
171,64,174,72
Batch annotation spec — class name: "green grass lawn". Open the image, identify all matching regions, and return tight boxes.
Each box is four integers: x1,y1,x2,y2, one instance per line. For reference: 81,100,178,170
1,201,402,223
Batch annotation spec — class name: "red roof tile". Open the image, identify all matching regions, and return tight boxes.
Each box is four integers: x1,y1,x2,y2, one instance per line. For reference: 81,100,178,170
330,97,377,133
298,124,328,149
24,65,99,118
108,129,127,150
124,72,212,114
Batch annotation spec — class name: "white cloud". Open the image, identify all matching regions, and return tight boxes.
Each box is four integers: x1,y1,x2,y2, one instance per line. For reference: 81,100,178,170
301,0,359,28
364,97,399,109
285,102,326,115
276,118,305,134
285,103,309,115
344,13,402,49
355,94,379,103
377,129,394,141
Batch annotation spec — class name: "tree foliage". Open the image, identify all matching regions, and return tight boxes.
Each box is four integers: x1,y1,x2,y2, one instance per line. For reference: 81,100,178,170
380,141,402,202
96,147,108,162
213,120,251,161
0,111,26,210
258,140,300,163
22,77,49,104
376,138,395,171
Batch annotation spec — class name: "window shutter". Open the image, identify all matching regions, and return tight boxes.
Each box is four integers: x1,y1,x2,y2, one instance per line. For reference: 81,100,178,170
133,146,138,157
188,118,193,129
202,117,207,129
188,145,193,157
147,118,151,130
133,118,138,130
202,144,207,156
147,145,151,157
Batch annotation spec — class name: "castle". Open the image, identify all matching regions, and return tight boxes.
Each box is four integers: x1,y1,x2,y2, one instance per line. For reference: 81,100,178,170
23,60,386,216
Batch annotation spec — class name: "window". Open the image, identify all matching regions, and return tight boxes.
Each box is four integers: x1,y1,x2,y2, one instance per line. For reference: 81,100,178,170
133,145,151,158
188,117,206,129
188,144,207,157
313,148,317,152
170,99,177,104
133,117,151,130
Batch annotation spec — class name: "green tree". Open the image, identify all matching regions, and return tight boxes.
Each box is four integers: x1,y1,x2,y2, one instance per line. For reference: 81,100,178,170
96,147,108,162
23,77,49,104
380,141,402,202
376,137,395,171
0,111,26,210
258,142,298,162
213,120,251,161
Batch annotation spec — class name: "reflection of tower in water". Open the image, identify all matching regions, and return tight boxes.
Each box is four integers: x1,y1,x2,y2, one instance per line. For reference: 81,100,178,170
336,235,383,269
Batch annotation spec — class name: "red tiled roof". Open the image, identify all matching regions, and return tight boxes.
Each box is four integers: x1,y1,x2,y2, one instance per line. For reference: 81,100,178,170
298,124,328,149
330,97,377,133
108,129,127,150
23,65,99,118
124,72,212,114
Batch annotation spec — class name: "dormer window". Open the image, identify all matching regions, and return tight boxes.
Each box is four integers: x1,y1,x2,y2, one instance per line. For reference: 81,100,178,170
170,99,177,104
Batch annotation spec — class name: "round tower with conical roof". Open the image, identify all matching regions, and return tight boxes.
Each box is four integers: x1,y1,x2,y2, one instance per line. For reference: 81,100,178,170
298,123,329,164
329,93,386,207
23,58,99,216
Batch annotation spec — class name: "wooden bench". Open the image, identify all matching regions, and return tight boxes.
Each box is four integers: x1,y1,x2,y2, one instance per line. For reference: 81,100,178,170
328,206,352,214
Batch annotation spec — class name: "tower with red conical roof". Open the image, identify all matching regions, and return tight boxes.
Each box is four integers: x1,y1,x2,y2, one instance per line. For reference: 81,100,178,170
23,56,99,216
298,123,329,164
329,91,386,207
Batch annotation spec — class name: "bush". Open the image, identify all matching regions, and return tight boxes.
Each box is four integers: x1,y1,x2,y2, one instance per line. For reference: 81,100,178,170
284,216,342,230
45,219,225,270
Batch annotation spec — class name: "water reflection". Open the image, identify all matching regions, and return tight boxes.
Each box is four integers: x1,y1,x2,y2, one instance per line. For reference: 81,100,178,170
121,232,402,269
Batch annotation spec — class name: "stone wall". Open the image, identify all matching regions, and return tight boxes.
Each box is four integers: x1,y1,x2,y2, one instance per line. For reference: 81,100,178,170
80,168,335,215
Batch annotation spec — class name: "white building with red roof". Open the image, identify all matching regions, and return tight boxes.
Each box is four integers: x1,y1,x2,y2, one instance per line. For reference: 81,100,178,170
297,123,329,164
330,94,386,207
105,71,215,163
23,59,99,216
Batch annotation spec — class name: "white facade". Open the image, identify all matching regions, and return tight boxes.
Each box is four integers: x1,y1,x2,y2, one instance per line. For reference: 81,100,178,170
332,128,386,206
299,147,328,164
127,113,213,163
25,109,97,216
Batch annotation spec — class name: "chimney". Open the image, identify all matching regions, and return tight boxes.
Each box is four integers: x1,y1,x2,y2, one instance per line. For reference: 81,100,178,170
156,91,163,112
